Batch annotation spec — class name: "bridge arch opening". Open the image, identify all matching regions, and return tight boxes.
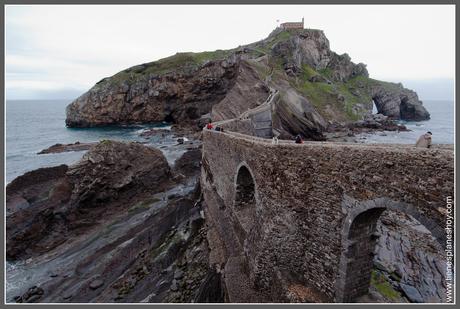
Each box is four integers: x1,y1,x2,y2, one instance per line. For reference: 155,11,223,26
339,203,445,303
341,207,386,302
234,164,257,234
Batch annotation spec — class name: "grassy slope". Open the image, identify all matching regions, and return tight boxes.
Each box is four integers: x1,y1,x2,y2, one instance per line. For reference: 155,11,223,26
96,49,234,87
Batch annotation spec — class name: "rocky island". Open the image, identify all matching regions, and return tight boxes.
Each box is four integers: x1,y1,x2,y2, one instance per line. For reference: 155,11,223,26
65,28,429,140
6,27,451,304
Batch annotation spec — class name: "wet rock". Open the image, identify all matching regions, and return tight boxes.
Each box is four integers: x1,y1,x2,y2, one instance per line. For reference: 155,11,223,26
139,128,171,138
174,269,184,280
6,141,173,261
25,294,42,303
13,296,22,303
348,113,409,132
38,142,97,154
374,210,445,303
20,286,44,303
89,279,104,290
173,147,202,177
374,261,389,273
67,140,172,208
400,283,423,303
170,280,179,292
168,193,180,200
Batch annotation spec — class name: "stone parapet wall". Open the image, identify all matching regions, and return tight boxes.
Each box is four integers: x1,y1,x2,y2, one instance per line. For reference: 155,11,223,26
201,129,454,302
216,119,257,136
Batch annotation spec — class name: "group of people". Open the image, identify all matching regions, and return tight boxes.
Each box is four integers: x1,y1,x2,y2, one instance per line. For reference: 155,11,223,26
205,120,433,148
205,121,224,132
290,132,433,147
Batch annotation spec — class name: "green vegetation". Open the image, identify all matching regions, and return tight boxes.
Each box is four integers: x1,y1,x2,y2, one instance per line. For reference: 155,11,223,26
100,49,234,86
370,269,402,301
247,48,267,58
100,139,112,145
268,30,292,45
252,29,293,54
338,82,372,121
369,78,402,92
300,64,317,81
286,64,374,121
318,68,333,80
295,80,335,110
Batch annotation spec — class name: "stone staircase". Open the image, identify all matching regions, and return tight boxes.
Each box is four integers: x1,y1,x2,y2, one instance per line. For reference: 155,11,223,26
239,86,278,139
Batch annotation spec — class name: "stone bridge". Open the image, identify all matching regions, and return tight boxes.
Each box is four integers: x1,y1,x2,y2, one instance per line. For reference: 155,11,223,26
200,119,454,303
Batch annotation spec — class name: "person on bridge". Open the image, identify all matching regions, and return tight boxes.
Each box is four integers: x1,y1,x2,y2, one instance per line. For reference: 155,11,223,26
295,134,304,144
206,120,214,130
415,131,432,148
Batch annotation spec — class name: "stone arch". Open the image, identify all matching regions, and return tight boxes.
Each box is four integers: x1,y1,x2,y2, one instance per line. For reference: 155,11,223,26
371,97,382,114
335,197,444,302
233,163,258,232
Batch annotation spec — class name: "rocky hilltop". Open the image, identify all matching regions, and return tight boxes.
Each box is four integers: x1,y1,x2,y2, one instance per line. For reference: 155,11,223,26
66,28,429,139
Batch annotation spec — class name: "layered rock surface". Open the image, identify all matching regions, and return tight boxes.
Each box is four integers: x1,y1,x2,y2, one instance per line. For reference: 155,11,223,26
6,139,225,303
66,53,240,128
6,141,172,261
373,210,446,303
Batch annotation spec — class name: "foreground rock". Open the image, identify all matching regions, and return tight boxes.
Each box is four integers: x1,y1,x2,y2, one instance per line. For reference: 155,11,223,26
67,140,172,207
6,140,172,261
6,139,222,303
37,142,98,154
372,210,446,303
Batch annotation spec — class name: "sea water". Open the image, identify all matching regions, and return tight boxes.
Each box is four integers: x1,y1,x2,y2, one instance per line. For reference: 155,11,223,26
5,99,455,183
5,100,175,183
361,100,454,144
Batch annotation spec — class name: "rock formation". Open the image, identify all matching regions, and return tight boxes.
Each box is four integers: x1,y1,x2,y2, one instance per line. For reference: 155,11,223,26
67,140,172,207
65,28,430,139
372,210,446,303
37,142,98,154
6,139,221,303
371,83,430,121
6,141,172,261
65,53,240,128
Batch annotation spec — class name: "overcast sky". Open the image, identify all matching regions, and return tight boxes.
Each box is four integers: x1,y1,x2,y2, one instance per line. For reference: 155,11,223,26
5,4,455,100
